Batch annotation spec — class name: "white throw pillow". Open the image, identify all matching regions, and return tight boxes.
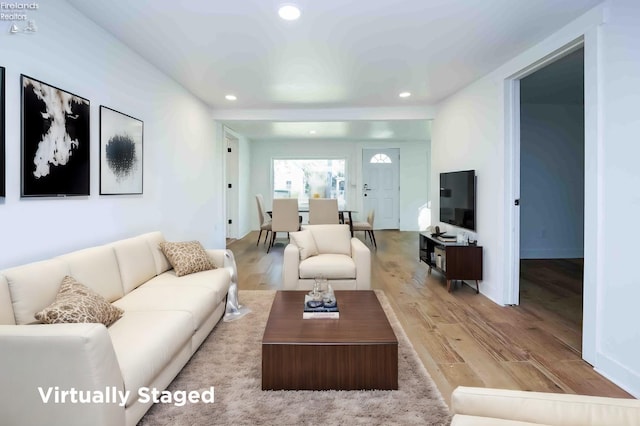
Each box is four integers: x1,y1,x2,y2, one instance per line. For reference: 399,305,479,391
289,230,319,260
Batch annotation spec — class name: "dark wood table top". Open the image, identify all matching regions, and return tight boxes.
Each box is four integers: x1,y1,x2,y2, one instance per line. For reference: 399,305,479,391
262,290,397,345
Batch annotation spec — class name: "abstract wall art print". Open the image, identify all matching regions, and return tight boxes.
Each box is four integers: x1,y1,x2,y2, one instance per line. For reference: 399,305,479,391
99,106,143,195
1,66,5,197
21,75,90,197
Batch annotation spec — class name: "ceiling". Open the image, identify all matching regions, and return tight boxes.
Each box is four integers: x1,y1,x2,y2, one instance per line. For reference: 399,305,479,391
68,0,600,140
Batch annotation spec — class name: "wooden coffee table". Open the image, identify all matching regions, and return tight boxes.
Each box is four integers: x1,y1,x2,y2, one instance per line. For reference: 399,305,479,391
262,290,398,390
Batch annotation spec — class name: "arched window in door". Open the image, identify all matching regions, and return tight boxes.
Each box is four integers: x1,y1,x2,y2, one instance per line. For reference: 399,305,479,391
369,153,392,163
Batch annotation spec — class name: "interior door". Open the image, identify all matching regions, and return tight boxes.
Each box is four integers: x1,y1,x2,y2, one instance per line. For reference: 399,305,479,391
362,148,400,229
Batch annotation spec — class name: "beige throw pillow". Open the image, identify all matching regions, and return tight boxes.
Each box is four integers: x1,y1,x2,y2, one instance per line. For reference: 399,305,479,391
34,276,123,327
289,229,319,261
159,240,215,277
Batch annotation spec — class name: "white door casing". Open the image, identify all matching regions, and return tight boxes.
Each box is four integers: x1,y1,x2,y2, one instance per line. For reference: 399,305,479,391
362,148,400,229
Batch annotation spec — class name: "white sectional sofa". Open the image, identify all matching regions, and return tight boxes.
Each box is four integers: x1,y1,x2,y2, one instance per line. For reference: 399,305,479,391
451,386,640,425
0,231,232,426
283,224,371,291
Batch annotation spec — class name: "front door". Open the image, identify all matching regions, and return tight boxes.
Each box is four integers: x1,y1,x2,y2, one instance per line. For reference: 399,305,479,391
362,148,400,229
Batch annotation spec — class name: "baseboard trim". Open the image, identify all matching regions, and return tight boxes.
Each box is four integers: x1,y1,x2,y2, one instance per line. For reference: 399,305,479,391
594,352,640,398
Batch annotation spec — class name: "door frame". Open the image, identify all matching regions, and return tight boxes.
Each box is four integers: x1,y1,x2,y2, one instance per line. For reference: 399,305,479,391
503,32,601,364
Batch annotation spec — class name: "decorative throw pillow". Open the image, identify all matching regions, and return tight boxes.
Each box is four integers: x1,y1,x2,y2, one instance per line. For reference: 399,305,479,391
159,240,215,277
34,276,123,327
289,229,319,261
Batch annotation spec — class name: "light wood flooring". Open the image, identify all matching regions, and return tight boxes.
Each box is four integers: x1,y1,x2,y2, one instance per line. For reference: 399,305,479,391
229,230,632,405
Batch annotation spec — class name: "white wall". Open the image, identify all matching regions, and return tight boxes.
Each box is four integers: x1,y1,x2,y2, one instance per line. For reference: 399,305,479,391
520,103,584,259
596,0,640,397
237,134,252,238
432,0,640,396
249,139,430,231
431,80,504,298
0,1,224,269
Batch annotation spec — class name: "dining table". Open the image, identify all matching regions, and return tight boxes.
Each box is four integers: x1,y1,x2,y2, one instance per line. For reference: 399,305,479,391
266,209,356,236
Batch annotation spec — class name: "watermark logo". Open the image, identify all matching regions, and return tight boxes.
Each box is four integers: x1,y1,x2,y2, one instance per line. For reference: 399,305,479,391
2,2,39,34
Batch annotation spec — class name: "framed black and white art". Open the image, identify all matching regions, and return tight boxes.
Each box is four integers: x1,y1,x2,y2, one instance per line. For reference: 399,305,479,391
1,66,5,197
21,75,90,197
100,106,143,195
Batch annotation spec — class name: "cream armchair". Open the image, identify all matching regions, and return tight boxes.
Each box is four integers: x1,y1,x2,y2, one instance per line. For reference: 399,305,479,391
283,224,371,290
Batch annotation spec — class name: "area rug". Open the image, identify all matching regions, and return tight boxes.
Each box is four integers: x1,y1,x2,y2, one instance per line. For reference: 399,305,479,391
138,290,451,425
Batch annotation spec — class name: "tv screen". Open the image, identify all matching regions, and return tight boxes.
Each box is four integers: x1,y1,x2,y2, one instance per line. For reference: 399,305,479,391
440,170,476,231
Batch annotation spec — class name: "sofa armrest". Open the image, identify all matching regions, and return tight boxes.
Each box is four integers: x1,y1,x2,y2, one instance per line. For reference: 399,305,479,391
0,323,125,426
451,386,640,426
206,249,228,269
283,244,301,290
205,248,237,289
351,238,371,290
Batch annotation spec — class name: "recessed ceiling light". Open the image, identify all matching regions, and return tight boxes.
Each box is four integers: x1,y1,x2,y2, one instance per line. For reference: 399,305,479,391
399,92,411,98
309,130,317,134
278,4,301,20
225,94,237,101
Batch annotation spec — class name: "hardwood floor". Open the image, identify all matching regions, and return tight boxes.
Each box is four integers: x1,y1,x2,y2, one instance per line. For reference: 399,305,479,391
520,258,584,354
229,230,632,405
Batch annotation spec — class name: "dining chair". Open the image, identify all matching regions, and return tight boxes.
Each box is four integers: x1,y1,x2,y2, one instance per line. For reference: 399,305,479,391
255,194,272,246
268,198,300,252
308,198,340,224
351,209,377,249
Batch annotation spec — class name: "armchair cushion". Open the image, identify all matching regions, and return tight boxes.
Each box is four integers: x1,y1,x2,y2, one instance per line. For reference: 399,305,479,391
299,254,356,279
303,224,351,255
289,229,319,260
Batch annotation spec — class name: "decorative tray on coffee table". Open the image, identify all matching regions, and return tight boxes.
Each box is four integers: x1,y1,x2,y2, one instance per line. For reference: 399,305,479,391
303,294,339,319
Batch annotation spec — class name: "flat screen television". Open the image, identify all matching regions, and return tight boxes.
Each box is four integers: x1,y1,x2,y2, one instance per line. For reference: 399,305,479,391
440,170,476,231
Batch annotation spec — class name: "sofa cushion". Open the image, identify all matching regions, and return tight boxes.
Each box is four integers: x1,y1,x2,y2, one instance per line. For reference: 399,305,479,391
143,269,231,302
159,241,215,277
299,254,356,279
113,285,220,331
34,276,124,327
306,224,351,255
289,229,319,260
111,235,157,294
451,414,548,426
57,245,124,302
141,231,172,275
3,258,70,325
108,310,192,407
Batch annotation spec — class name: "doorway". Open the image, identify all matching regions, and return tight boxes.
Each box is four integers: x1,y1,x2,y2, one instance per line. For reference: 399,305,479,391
515,47,586,354
362,148,400,229
519,47,585,316
225,132,239,240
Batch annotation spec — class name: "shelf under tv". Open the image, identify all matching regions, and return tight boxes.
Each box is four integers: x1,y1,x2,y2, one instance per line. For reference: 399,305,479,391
419,232,483,293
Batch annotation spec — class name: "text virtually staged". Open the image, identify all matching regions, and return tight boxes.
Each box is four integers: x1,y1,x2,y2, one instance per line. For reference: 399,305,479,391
37,386,215,407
